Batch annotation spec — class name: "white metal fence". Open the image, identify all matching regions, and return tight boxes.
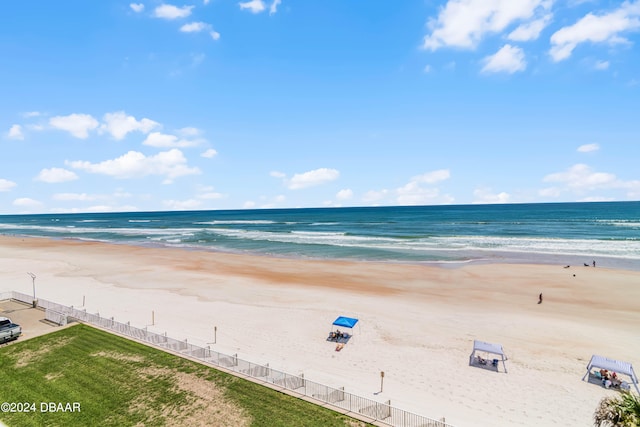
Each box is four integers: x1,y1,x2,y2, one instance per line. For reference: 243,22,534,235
3,291,454,427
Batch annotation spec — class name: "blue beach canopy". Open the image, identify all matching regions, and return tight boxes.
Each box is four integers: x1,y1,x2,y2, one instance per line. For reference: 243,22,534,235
332,316,359,329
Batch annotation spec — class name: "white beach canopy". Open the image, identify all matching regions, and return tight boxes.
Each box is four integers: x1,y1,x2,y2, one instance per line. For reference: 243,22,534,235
469,340,508,373
582,355,640,394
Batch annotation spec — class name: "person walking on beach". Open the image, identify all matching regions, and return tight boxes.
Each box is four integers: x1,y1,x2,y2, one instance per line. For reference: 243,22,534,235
538,293,543,304
593,260,596,267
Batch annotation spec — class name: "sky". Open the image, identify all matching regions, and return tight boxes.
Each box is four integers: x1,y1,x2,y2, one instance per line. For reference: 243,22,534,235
1,0,639,214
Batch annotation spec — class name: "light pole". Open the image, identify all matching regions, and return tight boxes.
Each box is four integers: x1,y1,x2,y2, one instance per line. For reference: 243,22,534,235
27,272,36,308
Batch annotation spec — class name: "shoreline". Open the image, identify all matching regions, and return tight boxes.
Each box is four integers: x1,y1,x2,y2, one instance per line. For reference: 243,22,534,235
1,235,639,426
4,233,639,273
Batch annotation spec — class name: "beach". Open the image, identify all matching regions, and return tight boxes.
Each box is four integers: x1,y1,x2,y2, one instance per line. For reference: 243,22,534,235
1,235,639,426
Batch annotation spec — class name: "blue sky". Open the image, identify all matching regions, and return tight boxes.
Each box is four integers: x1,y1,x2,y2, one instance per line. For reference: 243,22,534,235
1,0,639,214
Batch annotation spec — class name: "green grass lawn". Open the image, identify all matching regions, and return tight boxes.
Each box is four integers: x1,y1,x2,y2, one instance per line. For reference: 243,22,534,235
0,324,370,427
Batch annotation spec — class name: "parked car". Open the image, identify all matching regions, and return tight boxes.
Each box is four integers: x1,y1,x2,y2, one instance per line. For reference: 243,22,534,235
0,316,21,343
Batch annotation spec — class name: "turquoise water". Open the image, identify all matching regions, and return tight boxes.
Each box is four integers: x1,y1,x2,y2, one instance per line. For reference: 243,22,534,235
1,202,639,270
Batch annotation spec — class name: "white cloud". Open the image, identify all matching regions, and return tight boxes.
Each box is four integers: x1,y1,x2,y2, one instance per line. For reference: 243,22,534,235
287,168,340,189
538,187,562,198
270,171,286,179
361,170,453,206
153,4,194,19
178,127,200,136
142,132,201,148
473,188,511,204
204,0,210,4
67,149,201,183
594,60,610,69
239,0,266,14
411,169,451,184
396,183,442,205
362,189,389,203
198,189,225,199
27,124,45,131
543,163,617,190
113,189,133,198
270,0,281,15
35,168,79,183
549,2,640,62
22,111,41,118
52,193,98,201
395,170,453,205
163,199,203,210
198,191,225,200
507,14,552,41
180,22,208,32
243,200,256,209
482,44,526,73
577,143,600,152
100,111,160,140
178,22,220,40
258,194,286,209
87,205,138,213
541,163,640,198
7,124,24,140
165,190,226,209
423,64,432,73
201,148,218,158
13,198,42,208
336,189,353,201
0,179,17,192
422,0,551,50
49,113,99,139
130,3,144,12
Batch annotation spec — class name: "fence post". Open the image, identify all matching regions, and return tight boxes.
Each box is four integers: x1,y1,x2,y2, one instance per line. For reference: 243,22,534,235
6,292,449,427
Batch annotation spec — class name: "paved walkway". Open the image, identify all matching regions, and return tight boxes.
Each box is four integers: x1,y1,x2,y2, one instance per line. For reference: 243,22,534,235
0,300,60,344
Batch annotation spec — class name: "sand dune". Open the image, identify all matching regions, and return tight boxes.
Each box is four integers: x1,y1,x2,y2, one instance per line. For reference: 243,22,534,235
1,236,639,426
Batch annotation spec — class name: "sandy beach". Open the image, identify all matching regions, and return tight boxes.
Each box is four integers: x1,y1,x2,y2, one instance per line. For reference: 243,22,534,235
1,235,639,426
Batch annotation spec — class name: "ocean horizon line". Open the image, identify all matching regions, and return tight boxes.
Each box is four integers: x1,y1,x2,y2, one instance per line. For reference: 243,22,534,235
2,199,639,218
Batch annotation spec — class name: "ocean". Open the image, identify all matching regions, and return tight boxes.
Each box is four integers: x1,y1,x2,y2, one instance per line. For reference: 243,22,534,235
1,201,639,270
